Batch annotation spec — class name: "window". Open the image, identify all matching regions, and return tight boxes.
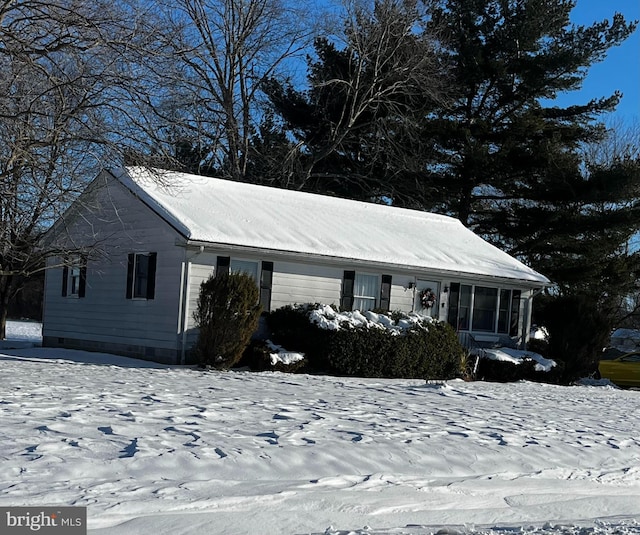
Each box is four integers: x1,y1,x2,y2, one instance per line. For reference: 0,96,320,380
353,273,378,311
448,284,521,336
341,271,392,312
497,289,511,333
126,253,157,300
217,256,272,310
62,256,86,298
472,286,498,332
69,265,81,296
458,284,472,330
260,261,274,312
230,259,258,281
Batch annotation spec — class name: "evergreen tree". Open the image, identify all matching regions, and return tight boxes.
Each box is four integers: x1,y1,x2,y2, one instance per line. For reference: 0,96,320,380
419,0,640,379
244,113,304,188
423,0,636,225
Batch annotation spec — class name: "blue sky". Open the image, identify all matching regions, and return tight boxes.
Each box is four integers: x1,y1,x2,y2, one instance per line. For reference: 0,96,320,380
553,0,639,124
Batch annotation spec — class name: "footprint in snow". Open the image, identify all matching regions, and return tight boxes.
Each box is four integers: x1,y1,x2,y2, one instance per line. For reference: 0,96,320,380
119,438,138,458
256,431,279,445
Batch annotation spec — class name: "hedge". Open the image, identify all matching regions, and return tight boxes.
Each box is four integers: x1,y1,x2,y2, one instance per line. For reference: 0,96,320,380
265,304,465,380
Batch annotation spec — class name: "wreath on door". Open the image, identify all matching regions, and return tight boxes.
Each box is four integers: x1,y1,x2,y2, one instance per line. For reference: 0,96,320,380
420,288,437,309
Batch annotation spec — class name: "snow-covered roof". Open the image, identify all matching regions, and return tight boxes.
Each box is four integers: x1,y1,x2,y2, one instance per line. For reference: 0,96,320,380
113,167,549,285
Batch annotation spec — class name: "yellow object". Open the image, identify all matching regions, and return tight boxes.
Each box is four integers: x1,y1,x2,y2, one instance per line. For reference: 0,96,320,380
599,352,640,387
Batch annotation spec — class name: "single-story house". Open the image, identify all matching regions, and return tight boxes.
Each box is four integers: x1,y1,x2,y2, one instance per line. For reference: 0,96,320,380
43,167,550,364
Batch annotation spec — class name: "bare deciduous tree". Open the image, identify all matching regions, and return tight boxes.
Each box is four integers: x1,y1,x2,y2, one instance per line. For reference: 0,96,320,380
0,0,155,338
146,0,318,179
581,117,640,165
264,0,450,199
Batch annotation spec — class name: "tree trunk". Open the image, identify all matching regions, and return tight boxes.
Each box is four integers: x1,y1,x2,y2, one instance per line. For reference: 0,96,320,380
0,303,7,341
0,275,14,340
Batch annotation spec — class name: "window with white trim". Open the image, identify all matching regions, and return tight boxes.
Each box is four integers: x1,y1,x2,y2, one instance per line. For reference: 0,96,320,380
126,252,157,300
472,286,498,332
69,265,81,296
353,273,378,311
448,283,521,336
62,256,86,298
230,259,259,281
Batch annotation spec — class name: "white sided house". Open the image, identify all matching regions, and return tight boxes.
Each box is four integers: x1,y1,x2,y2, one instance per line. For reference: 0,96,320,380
43,167,550,364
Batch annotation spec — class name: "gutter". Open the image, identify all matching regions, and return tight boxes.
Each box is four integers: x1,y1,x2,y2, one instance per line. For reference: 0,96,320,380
181,239,551,289
177,260,192,365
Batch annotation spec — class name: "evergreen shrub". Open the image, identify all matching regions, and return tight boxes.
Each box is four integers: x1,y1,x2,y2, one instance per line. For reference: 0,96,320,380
265,304,332,369
266,304,465,379
241,340,308,373
193,272,262,369
475,355,564,384
538,294,612,383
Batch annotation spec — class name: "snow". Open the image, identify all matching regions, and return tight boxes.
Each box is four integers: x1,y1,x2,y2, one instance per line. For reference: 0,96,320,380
307,304,434,334
1,322,639,534
113,167,550,285
0,319,42,349
480,348,557,373
530,326,549,341
266,340,305,366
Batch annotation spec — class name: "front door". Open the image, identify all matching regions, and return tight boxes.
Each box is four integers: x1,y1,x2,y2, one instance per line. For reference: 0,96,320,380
416,280,440,318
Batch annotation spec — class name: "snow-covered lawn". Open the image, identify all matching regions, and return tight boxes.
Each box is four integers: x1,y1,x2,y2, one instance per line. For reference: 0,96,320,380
1,322,639,534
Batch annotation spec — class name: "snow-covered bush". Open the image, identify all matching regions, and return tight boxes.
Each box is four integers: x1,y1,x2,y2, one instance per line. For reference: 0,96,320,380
193,272,262,369
266,304,465,379
241,340,307,373
476,355,564,383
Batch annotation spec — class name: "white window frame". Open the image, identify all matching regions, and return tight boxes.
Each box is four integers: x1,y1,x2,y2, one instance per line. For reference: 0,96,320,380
353,273,379,311
63,255,85,298
127,252,156,300
452,284,517,335
230,258,259,281
471,286,499,332
69,260,82,297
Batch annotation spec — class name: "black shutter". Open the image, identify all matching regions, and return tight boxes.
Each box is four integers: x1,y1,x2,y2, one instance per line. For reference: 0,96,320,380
447,282,460,328
509,290,521,337
216,256,230,277
380,274,392,311
260,261,273,311
61,265,68,297
78,261,87,298
340,270,355,311
146,253,157,299
126,253,134,299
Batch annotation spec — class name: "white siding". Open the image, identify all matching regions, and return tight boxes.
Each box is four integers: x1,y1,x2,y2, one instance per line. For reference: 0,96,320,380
187,263,215,321
42,175,186,355
183,256,443,319
271,262,343,310
389,274,419,313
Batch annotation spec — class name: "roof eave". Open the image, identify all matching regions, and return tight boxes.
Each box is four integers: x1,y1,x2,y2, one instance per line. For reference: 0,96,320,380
183,239,550,288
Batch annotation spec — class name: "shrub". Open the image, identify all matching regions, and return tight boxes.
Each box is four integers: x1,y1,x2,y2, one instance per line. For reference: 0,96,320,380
475,355,565,384
265,304,333,370
241,340,308,373
193,272,262,369
526,338,550,357
537,294,612,383
266,304,465,380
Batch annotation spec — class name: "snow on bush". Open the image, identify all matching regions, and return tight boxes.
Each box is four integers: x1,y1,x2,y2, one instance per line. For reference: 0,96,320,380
306,304,434,334
480,347,557,372
266,340,305,366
